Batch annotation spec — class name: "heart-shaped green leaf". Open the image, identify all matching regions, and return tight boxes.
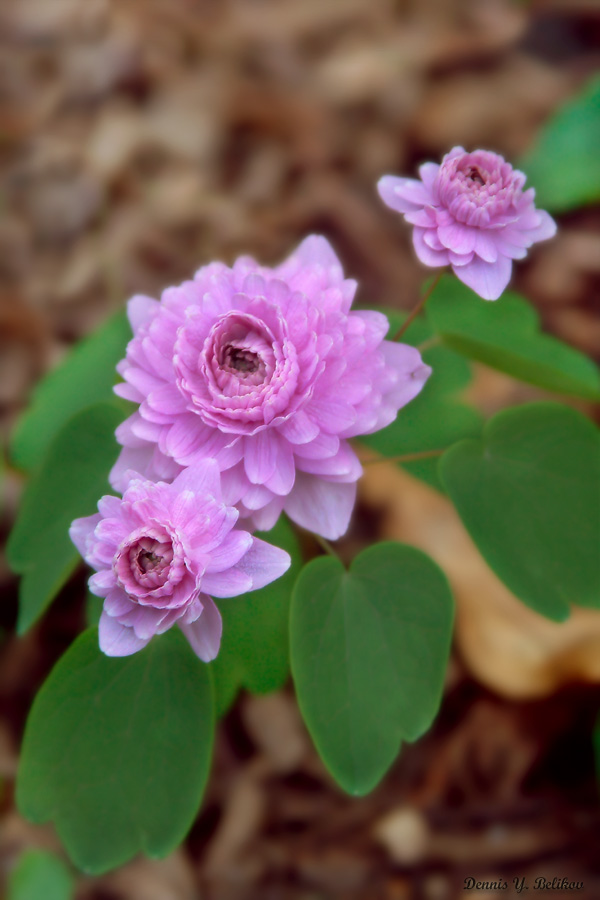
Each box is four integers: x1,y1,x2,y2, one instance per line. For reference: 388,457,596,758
519,75,600,212
11,310,131,472
440,402,600,621
17,628,214,875
7,403,123,634
8,850,74,900
427,277,600,401
290,543,454,795
359,307,483,490
210,515,303,716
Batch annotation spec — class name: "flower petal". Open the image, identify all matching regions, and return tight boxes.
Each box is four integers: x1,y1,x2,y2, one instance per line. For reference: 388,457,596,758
438,223,477,255
69,514,101,559
179,595,222,662
412,228,449,268
277,410,320,445
172,459,222,500
452,254,512,301
284,473,357,540
99,611,151,657
235,537,291,590
127,294,159,332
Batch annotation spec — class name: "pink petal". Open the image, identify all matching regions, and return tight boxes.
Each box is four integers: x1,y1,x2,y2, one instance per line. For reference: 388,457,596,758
97,496,122,519
423,230,445,251
127,294,159,332
204,530,254,573
264,442,296,496
179,595,222,662
295,441,362,480
292,431,340,460
220,462,250,506
283,235,342,270
146,384,188,415
277,410,320,445
284,473,357,540
412,228,449,268
115,414,150,449
438,223,477,255
103,588,135,617
114,381,143,403
418,162,440,192
305,396,356,435
237,537,291,590
452,254,512,301
164,415,210,464
447,250,474,267
522,209,557,242
172,459,222,501
474,230,498,263
244,497,285,532
381,175,432,210
99,611,150,657
244,431,278,485
109,445,169,492
493,238,527,260
69,514,101,558
377,343,432,409
200,567,253,598
377,176,422,214
88,569,116,597
404,208,437,227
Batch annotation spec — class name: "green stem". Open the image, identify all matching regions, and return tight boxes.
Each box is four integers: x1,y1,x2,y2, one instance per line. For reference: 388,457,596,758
393,270,444,341
313,533,340,559
417,334,441,353
362,448,446,466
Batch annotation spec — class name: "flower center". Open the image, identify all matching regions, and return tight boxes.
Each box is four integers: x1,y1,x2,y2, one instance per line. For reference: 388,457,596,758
467,166,485,186
138,549,161,572
124,536,175,589
221,344,262,377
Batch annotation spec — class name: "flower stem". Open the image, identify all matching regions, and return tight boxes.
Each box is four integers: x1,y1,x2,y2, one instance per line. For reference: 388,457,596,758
362,448,446,466
393,270,444,341
417,334,441,353
313,534,340,559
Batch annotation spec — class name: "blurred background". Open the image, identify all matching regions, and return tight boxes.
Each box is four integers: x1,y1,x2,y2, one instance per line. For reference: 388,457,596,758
0,0,599,898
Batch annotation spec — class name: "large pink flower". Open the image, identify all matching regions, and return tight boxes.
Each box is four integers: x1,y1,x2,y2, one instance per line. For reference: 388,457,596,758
69,462,290,659
378,147,556,300
111,236,430,539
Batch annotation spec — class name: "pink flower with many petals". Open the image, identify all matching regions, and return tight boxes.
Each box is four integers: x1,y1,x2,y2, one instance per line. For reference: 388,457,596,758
69,462,290,659
110,236,430,539
378,147,557,301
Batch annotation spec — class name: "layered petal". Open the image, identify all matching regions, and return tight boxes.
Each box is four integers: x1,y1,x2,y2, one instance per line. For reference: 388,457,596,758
284,474,357,540
179,594,222,662
110,235,429,539
379,147,557,300
71,470,289,660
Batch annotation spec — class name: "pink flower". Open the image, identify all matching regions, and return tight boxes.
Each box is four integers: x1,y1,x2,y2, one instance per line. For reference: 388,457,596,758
378,147,557,300
111,236,430,539
69,462,290,660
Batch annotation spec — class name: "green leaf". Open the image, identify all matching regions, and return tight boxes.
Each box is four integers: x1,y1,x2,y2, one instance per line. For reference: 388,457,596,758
210,516,303,717
427,277,600,401
519,75,600,212
7,403,123,634
17,628,214,875
360,306,483,490
11,310,131,472
85,592,103,628
290,543,454,795
8,849,74,900
440,402,600,622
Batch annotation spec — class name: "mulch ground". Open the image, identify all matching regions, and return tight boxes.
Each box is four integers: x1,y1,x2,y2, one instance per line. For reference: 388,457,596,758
0,1,599,897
